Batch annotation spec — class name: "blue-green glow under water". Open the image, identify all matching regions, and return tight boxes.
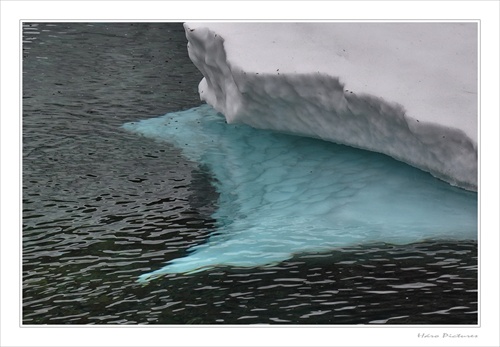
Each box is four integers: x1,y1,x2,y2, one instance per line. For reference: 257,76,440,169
123,104,477,281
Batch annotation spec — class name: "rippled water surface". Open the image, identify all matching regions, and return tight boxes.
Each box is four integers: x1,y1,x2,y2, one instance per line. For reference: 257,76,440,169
22,22,477,325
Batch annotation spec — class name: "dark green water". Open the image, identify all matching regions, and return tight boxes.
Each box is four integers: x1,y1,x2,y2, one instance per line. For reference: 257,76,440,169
22,22,477,325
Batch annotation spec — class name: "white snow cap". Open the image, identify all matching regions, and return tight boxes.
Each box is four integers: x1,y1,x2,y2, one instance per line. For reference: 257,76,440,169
184,22,478,191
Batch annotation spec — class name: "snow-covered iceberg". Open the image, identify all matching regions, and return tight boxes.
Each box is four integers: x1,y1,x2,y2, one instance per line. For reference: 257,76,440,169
122,22,478,281
184,22,478,191
123,105,477,281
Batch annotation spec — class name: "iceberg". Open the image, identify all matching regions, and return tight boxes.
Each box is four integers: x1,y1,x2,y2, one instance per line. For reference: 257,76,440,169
123,105,477,282
123,22,478,281
184,22,478,191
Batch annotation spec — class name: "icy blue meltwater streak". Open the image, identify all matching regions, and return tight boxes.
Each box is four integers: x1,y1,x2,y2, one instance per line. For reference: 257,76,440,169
122,104,477,282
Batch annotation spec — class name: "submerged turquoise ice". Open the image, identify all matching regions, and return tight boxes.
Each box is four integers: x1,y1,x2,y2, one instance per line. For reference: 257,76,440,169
123,104,477,282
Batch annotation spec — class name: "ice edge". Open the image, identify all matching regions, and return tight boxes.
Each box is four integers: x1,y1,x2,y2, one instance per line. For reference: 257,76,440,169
184,23,477,192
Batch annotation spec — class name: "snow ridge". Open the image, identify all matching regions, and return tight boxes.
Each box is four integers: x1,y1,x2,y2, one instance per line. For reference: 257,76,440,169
184,23,477,191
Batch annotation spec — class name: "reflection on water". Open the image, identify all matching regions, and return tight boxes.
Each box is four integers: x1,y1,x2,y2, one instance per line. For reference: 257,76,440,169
22,22,477,324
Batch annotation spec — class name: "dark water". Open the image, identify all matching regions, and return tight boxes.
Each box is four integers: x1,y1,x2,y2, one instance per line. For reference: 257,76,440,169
22,22,477,325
